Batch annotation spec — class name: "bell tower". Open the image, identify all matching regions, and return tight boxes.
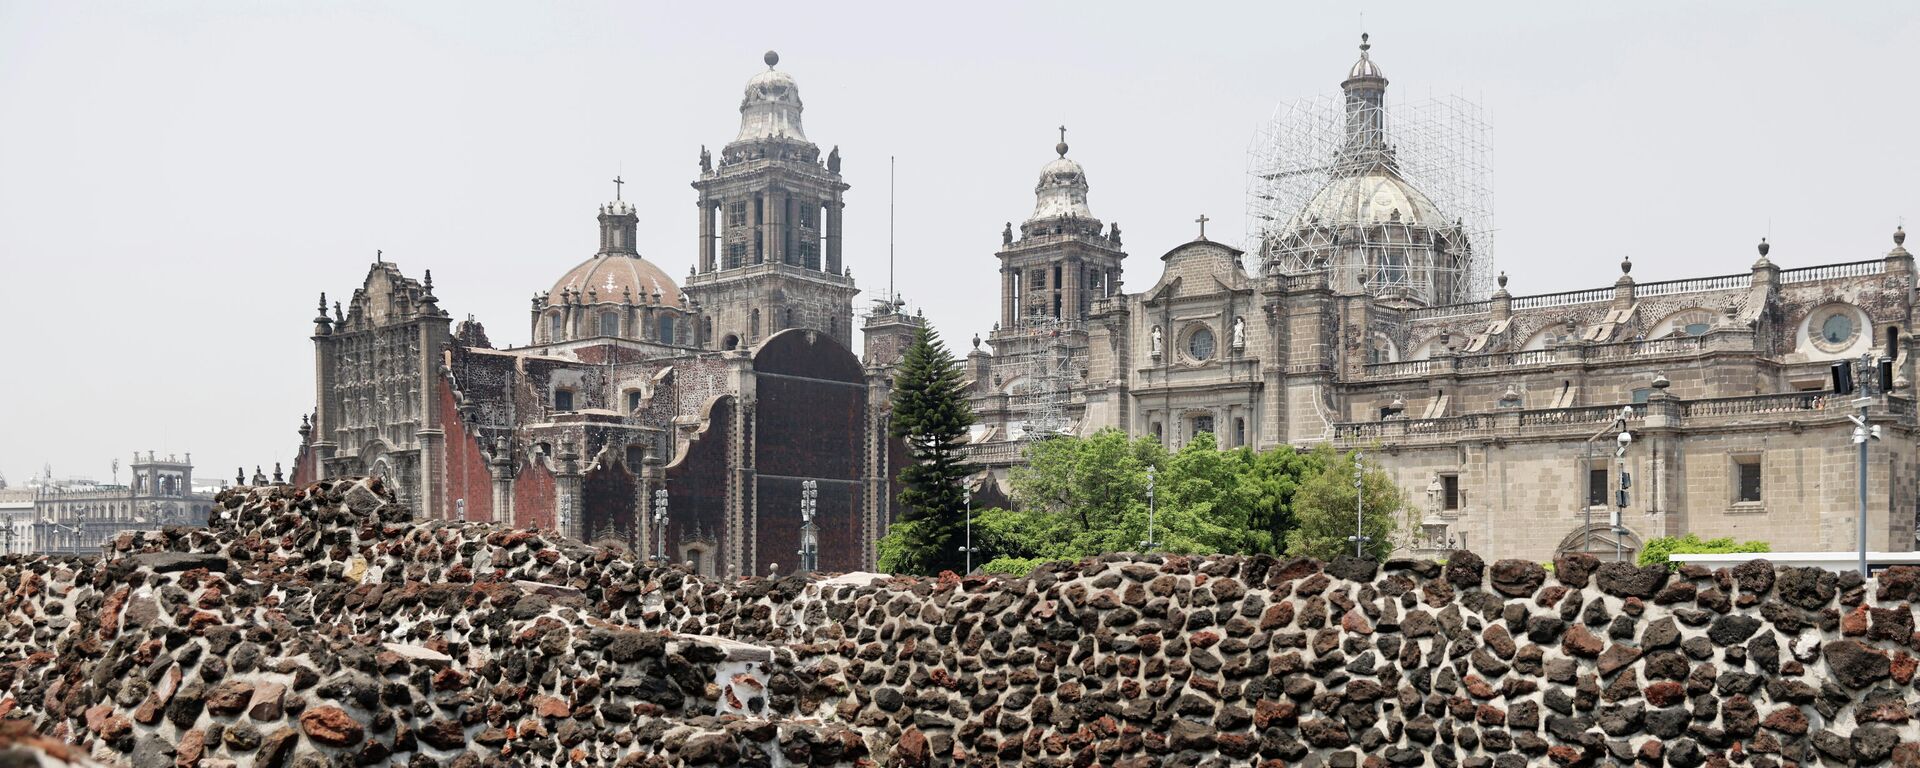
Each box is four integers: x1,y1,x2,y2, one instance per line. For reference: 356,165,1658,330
684,51,858,352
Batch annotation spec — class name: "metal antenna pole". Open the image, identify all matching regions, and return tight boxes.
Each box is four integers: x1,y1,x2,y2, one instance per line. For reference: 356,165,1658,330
889,156,896,305
1858,399,1869,578
1141,466,1159,551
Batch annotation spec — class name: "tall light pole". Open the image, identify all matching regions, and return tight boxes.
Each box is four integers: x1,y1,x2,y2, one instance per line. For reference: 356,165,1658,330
798,480,818,573
1842,351,1885,578
1348,451,1370,558
957,486,977,573
1140,466,1159,552
651,488,669,561
1613,428,1633,562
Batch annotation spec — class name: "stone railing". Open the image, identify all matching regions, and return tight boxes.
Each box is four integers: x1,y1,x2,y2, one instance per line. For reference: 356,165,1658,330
1633,272,1752,297
1509,286,1615,310
1779,258,1886,284
1360,334,1730,380
1330,392,1915,448
1405,300,1492,321
959,440,1029,465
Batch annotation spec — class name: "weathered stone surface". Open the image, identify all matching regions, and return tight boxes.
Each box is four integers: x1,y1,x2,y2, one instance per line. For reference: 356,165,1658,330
1594,562,1668,599
0,482,1914,768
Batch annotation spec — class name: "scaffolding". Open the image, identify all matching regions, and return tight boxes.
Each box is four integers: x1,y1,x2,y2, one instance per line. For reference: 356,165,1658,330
1245,91,1495,306
1017,312,1073,439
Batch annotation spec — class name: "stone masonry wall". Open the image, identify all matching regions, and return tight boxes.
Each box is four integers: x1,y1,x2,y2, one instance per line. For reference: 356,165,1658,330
3,479,1919,767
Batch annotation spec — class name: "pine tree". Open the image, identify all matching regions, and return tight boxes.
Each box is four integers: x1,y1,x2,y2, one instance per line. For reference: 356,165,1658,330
879,325,975,575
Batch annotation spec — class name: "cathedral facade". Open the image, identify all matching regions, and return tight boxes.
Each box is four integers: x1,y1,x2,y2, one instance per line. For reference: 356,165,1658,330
965,39,1920,563
293,52,917,578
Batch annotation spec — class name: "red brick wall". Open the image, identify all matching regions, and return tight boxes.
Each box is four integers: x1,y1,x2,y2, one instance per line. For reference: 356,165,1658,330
581,460,639,542
664,395,733,562
438,384,494,523
752,331,868,574
513,459,557,531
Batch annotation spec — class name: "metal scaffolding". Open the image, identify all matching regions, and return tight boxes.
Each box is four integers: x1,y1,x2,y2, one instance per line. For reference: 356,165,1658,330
1245,91,1495,306
1017,312,1073,439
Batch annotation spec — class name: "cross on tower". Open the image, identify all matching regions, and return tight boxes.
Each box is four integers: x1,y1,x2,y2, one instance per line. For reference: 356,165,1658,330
1195,214,1210,239
1058,125,1066,144
612,175,625,201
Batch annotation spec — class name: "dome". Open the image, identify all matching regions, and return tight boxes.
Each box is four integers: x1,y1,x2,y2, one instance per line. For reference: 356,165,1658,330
1290,167,1446,231
1030,153,1094,221
1347,33,1385,80
549,253,683,308
735,52,807,143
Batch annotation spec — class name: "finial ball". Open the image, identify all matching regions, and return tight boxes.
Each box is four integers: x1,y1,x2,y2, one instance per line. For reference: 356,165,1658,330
764,50,779,68
1055,141,1069,157
1897,226,1907,247
1758,237,1771,257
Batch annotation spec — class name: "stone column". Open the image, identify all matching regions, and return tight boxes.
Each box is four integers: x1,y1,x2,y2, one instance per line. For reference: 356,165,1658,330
555,439,584,541
1001,267,1016,329
698,199,715,273
825,196,844,274
489,438,514,526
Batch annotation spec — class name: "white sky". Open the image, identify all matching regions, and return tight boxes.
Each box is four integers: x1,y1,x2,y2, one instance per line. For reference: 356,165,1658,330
1,1,1915,486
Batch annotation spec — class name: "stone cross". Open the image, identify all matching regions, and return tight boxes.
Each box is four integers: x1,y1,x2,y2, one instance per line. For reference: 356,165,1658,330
1195,214,1210,239
612,175,625,200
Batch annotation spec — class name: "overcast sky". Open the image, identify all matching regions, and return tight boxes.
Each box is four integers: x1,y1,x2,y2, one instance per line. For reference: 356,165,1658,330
1,1,1915,486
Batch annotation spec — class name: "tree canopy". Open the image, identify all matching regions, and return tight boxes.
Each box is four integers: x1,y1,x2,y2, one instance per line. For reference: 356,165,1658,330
967,429,1379,574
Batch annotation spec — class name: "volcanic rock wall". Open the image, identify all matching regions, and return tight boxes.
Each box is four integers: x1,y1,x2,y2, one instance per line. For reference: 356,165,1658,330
2,478,1919,767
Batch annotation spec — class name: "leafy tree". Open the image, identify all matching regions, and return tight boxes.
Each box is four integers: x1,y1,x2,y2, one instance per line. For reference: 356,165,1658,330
876,326,975,575
1637,533,1771,570
969,429,1326,564
1285,446,1411,561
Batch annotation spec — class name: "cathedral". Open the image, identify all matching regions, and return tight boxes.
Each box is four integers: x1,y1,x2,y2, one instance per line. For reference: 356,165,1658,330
294,41,1919,571
963,37,1920,563
293,52,918,578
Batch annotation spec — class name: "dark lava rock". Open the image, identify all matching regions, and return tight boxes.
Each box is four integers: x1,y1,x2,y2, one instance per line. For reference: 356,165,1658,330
1822,639,1891,689
1553,552,1600,589
1488,560,1545,597
1777,567,1837,610
1594,562,1668,599
1325,556,1378,583
1445,551,1486,590
1706,614,1762,645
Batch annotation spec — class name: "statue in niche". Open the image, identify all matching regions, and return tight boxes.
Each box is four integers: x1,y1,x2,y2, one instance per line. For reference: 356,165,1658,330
1150,325,1163,356
1231,316,1247,349
699,145,711,172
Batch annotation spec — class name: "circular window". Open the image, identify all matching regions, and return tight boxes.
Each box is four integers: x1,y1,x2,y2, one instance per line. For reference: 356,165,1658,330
1187,327,1216,361
1820,313,1853,344
1811,307,1860,352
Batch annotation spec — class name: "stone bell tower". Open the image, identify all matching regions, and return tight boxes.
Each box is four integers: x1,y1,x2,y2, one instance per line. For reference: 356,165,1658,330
684,50,858,352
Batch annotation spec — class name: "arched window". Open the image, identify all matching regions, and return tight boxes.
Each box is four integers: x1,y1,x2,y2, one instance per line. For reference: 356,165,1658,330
549,313,564,342
598,311,620,337
723,334,741,351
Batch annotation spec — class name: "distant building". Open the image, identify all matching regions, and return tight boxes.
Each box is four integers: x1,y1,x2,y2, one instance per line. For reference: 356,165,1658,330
17,453,213,555
294,52,916,578
964,37,1920,563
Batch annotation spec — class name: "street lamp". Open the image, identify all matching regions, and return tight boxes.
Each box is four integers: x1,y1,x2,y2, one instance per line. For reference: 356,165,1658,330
1348,451,1371,557
1140,466,1160,551
1613,428,1634,562
651,488,669,561
957,486,978,573
1580,405,1636,554
797,480,818,573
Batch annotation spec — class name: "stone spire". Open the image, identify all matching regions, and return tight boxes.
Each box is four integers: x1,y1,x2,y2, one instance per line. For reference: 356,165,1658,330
1338,33,1393,175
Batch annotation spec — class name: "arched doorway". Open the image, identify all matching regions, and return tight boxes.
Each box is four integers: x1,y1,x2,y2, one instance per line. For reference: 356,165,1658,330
1556,523,1642,564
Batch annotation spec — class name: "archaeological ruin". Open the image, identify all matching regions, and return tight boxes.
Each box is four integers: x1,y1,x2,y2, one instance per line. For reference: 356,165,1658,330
2,477,1918,766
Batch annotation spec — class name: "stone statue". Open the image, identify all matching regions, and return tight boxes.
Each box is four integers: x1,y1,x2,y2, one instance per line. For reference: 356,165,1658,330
1231,316,1247,349
699,145,711,172
1110,221,1122,245
827,145,841,173
1002,222,1013,246
1150,325,1164,356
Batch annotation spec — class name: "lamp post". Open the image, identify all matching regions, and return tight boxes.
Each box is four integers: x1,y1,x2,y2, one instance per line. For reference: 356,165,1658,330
957,486,977,573
797,480,818,573
651,488,669,561
1843,351,1885,578
1613,428,1633,562
1580,405,1636,555
1348,451,1370,557
1140,466,1159,551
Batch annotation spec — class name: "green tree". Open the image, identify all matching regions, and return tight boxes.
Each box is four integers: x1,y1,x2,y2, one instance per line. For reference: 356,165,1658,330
970,429,1325,563
876,325,975,575
1285,446,1411,561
